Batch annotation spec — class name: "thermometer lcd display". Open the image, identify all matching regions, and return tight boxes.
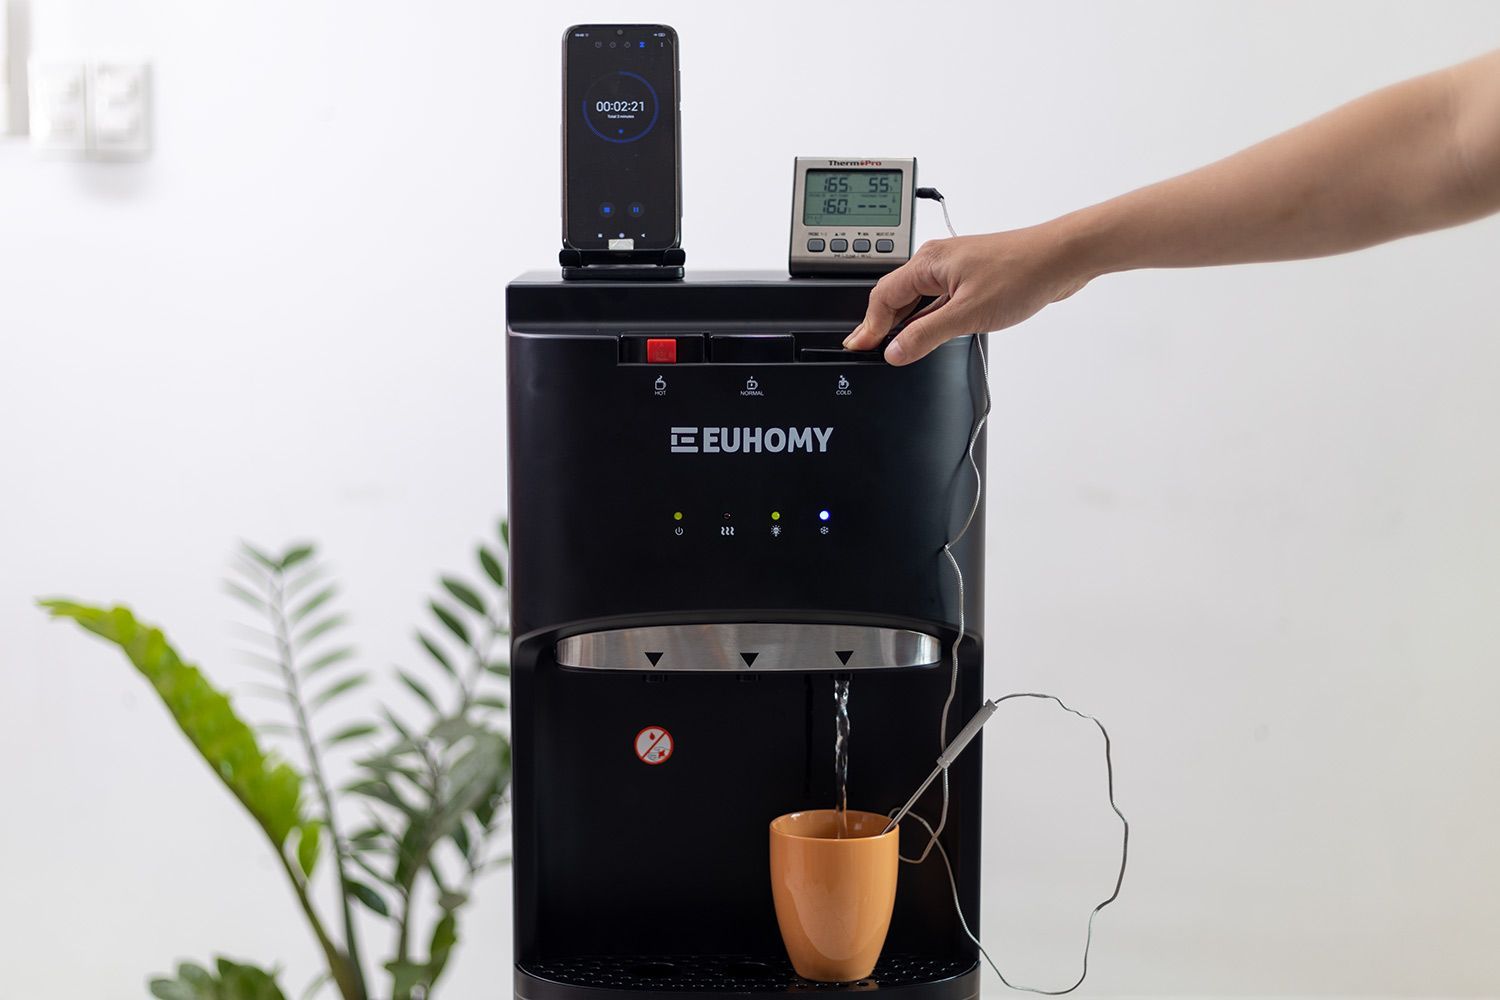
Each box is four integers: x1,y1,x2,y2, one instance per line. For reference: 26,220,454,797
802,170,904,227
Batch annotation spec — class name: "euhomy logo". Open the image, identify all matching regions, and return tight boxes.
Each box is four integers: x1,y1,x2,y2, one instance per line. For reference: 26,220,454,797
668,426,832,455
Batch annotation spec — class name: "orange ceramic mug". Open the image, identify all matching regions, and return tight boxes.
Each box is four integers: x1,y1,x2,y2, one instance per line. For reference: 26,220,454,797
768,809,899,982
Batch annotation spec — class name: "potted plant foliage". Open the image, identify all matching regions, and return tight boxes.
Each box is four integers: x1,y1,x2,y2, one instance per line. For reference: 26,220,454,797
39,522,514,1000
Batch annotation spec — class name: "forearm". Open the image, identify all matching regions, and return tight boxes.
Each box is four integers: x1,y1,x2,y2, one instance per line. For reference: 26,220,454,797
847,49,1500,365
1059,49,1500,279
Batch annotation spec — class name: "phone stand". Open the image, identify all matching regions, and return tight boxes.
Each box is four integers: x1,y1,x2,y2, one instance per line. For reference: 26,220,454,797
559,247,686,281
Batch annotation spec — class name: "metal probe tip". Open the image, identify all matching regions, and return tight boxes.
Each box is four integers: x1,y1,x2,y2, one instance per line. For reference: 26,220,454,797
883,699,999,835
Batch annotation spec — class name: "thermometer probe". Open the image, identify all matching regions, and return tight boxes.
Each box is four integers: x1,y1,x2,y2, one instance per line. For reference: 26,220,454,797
883,698,999,835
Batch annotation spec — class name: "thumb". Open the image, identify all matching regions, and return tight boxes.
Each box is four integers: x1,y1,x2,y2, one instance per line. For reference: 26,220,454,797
883,299,976,366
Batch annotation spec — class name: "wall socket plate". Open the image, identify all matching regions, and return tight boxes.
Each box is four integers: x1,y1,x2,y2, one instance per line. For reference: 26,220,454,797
27,55,149,158
88,60,149,156
27,58,86,152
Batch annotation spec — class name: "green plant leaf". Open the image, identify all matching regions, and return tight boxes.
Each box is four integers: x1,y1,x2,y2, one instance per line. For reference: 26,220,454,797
428,912,459,985
149,980,196,1000
241,542,282,573
429,601,470,646
350,846,393,882
257,723,300,738
415,631,456,677
310,672,369,710
295,614,348,647
283,564,327,601
428,717,484,743
220,958,289,1000
346,778,420,816
350,852,395,891
296,820,322,878
473,695,508,711
223,580,266,612
441,576,485,615
499,520,509,548
149,957,288,1000
322,722,378,748
450,817,472,858
397,670,439,713
347,879,390,916
300,646,355,679
381,707,415,742
288,584,336,626
244,681,290,702
348,824,388,847
384,961,429,999
279,544,315,571
485,661,510,677
478,546,505,589
40,602,307,848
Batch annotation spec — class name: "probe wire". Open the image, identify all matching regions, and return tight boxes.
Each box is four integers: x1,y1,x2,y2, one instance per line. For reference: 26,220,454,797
908,192,990,865
901,696,1129,1000
896,192,1129,995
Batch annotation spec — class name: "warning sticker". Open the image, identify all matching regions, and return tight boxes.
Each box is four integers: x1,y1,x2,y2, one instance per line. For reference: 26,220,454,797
634,725,674,765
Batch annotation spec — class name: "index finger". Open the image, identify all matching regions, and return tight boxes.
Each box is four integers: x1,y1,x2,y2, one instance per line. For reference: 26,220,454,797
843,258,947,350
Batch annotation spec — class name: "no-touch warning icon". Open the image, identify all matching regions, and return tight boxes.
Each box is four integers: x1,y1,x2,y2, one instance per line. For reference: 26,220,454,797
634,725,674,765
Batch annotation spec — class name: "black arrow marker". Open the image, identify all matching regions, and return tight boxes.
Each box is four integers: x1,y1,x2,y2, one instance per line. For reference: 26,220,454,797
644,651,664,666
835,650,854,665
740,651,759,667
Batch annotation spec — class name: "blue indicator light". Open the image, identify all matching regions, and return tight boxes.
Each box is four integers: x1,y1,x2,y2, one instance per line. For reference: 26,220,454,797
639,41,645,48
819,509,830,522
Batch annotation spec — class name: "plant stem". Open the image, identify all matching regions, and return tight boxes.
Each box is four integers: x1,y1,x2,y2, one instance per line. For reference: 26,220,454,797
274,839,363,1000
270,574,370,1000
391,741,446,1000
457,615,502,715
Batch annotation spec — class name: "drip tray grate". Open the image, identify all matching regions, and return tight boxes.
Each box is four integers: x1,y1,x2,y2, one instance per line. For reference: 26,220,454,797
524,954,975,992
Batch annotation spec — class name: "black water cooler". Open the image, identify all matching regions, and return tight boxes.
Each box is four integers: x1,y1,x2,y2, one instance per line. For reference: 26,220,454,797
506,272,986,1000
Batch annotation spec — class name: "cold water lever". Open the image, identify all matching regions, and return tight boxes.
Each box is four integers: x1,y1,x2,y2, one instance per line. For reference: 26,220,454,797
883,699,999,835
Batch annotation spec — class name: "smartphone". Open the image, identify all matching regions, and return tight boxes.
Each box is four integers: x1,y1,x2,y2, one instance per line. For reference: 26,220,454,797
562,24,681,251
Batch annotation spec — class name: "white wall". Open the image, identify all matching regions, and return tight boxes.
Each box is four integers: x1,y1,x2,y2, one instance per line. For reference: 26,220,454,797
3,1,1499,997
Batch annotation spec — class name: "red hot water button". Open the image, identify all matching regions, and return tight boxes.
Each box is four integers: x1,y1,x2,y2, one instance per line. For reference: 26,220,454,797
646,338,677,364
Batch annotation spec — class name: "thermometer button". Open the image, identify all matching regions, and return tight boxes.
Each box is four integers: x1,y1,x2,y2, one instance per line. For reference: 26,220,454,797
830,238,849,252
876,239,895,253
806,238,826,252
852,238,871,252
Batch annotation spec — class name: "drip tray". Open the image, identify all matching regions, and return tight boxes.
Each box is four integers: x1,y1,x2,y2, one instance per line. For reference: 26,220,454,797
522,954,975,992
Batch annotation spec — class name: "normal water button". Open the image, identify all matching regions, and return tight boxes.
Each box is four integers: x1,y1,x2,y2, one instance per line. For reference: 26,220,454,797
710,334,794,363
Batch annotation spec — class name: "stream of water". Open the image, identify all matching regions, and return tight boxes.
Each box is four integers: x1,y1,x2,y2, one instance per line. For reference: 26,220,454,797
834,676,851,837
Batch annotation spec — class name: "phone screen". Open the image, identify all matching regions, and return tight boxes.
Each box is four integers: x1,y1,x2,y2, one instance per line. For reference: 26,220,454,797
563,25,680,250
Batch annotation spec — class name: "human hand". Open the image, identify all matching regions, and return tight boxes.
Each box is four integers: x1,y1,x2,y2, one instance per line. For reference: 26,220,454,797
843,225,1095,365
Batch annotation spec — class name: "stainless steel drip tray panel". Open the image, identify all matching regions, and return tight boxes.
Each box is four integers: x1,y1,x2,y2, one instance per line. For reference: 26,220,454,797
555,623,941,672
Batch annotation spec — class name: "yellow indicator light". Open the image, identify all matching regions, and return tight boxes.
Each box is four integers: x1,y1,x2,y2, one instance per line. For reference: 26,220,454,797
673,511,683,521
771,511,781,521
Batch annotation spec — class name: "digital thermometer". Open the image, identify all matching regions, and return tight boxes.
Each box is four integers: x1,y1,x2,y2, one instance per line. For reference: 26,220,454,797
788,157,916,276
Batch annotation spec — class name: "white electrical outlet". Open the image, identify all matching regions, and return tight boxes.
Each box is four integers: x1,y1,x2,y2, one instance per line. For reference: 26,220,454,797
88,60,149,157
28,58,86,152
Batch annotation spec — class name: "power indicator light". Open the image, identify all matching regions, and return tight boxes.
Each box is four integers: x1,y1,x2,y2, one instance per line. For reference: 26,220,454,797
819,509,831,522
673,511,683,521
771,511,781,521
